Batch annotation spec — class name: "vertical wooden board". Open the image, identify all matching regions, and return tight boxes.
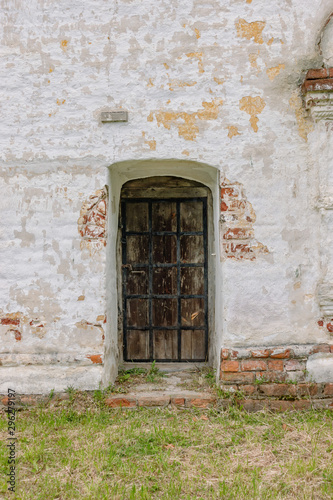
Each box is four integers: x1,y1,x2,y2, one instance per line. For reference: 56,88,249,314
152,201,177,231
126,298,149,327
153,330,178,360
152,268,177,295
152,235,177,263
127,330,149,360
126,268,148,295
181,330,205,360
126,235,149,263
126,202,149,232
180,201,203,231
152,298,178,326
180,235,204,263
181,298,205,326
180,267,204,295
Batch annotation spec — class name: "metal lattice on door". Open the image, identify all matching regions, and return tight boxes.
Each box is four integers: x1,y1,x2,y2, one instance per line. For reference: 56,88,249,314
121,197,208,362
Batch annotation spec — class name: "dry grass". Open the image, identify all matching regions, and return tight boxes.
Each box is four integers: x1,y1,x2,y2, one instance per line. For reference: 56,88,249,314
0,396,332,499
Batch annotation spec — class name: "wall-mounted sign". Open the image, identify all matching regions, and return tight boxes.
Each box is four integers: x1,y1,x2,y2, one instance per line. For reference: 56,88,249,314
101,110,128,122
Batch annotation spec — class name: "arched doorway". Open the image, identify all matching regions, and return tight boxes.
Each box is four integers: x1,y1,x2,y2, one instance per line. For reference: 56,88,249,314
119,176,210,363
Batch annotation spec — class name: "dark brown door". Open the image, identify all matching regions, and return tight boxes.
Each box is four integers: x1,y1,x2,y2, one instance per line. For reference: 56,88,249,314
121,197,208,362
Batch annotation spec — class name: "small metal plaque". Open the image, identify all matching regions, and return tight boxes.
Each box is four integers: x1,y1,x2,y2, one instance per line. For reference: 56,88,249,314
101,110,128,122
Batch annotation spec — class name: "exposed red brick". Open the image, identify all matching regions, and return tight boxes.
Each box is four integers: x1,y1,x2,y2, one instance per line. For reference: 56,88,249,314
221,372,255,384
221,187,238,197
241,385,257,396
330,345,333,353
251,349,272,358
138,395,170,407
20,396,38,406
221,360,239,372
11,330,21,341
269,400,311,411
241,359,267,371
230,350,239,359
221,348,229,360
171,396,185,406
324,384,333,396
305,68,333,80
86,354,102,364
297,383,318,397
259,384,297,397
270,348,293,359
186,396,216,408
220,201,228,211
303,78,333,92
326,323,333,333
1,318,20,326
267,359,284,371
318,320,324,327
105,397,136,408
310,344,330,354
256,371,287,383
284,359,305,371
1,397,9,406
223,228,253,240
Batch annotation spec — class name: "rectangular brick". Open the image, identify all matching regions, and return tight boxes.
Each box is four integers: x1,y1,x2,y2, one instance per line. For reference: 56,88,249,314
297,383,318,397
310,344,330,354
138,396,170,407
221,372,255,384
105,397,136,408
324,383,333,396
256,371,287,383
186,396,216,408
284,359,305,371
171,396,185,406
270,348,293,359
269,400,311,411
241,385,257,396
251,349,272,358
221,348,229,360
259,384,297,397
267,359,284,371
241,359,267,371
221,360,239,372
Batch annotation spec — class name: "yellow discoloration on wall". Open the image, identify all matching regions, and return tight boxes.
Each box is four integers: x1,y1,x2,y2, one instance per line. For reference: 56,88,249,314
289,91,314,142
267,37,274,46
239,96,265,132
56,99,66,105
147,99,223,141
246,0,253,3
167,80,197,91
142,132,156,150
227,126,241,138
60,40,68,50
147,78,154,87
78,295,85,301
186,52,204,74
266,63,285,81
213,77,224,85
249,51,260,70
163,63,169,69
182,150,190,156
235,19,265,45
194,28,200,39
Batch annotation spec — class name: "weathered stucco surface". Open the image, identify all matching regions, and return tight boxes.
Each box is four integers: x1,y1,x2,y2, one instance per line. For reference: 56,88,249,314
1,0,333,392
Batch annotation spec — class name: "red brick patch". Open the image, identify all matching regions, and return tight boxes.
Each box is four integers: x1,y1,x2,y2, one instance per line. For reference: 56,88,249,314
251,349,272,358
138,396,170,407
241,360,267,371
105,397,136,408
310,344,330,354
259,384,297,397
1,318,20,326
284,359,304,371
297,384,318,397
267,359,283,371
220,360,239,372
86,354,102,364
324,384,333,396
270,349,293,359
221,372,255,384
186,396,216,408
171,396,185,407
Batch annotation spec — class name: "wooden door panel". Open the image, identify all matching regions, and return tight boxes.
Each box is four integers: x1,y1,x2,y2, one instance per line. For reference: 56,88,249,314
153,330,178,360
122,197,208,362
127,330,149,360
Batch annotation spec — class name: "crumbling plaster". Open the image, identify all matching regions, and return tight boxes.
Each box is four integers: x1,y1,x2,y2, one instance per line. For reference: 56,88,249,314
1,0,333,392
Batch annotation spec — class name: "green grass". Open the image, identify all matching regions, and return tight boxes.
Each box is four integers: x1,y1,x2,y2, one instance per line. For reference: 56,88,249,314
0,403,332,499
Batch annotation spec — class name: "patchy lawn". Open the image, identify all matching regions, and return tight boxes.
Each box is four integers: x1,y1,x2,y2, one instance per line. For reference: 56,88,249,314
0,399,332,499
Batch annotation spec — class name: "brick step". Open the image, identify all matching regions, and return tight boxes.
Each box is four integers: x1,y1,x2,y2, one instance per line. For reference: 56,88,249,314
105,392,216,409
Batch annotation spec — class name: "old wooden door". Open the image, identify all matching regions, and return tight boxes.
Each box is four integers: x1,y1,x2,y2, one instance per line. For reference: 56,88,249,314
121,197,208,362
